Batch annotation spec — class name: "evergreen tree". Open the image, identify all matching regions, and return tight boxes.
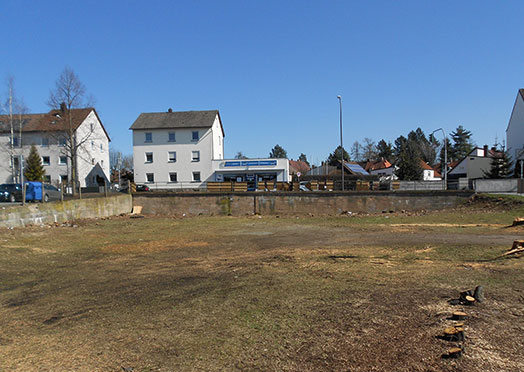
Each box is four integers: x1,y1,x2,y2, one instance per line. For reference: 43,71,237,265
327,145,350,166
376,139,393,160
24,145,46,181
450,125,474,161
298,153,309,166
234,151,248,159
269,144,288,158
394,135,423,180
484,144,513,179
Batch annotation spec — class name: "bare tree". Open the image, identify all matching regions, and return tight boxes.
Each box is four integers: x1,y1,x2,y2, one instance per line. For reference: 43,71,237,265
350,141,362,162
47,67,95,193
0,76,28,183
362,137,377,161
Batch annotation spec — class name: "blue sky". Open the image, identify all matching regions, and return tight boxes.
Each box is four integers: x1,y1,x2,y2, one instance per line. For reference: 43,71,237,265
1,1,523,165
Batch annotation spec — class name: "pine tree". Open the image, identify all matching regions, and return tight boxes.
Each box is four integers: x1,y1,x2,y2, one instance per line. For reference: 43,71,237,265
484,145,513,179
450,125,474,161
327,146,350,166
394,135,423,180
269,144,288,158
24,145,46,181
376,139,393,160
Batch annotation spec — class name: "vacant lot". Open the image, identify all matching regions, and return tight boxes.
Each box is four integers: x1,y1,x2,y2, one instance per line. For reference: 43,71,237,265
1,196,524,371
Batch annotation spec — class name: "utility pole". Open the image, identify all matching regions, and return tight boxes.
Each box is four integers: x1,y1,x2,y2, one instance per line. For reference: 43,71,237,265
337,95,344,191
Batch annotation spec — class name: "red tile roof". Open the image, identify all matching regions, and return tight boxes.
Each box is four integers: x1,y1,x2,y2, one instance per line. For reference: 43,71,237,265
289,160,311,174
364,158,392,171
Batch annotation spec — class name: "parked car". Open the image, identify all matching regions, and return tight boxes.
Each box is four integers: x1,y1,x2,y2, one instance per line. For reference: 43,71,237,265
0,183,23,202
136,184,151,192
43,184,61,202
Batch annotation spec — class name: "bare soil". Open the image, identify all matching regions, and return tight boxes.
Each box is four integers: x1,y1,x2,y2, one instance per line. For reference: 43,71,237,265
1,202,524,371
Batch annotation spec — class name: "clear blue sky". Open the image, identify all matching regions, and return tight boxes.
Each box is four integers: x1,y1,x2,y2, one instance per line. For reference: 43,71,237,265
1,1,523,165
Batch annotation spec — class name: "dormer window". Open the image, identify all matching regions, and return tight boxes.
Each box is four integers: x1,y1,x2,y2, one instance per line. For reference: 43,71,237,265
145,132,152,143
192,131,199,141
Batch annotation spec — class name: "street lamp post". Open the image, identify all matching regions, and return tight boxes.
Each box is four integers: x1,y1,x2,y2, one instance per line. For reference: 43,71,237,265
337,95,344,191
431,128,447,190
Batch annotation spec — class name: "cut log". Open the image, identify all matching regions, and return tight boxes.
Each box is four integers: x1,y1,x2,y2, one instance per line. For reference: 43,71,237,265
453,321,464,327
451,311,467,320
473,285,485,303
512,240,524,249
502,247,524,257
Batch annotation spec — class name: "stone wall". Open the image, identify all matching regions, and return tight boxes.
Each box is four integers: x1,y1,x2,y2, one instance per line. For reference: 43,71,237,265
0,194,132,228
133,191,474,216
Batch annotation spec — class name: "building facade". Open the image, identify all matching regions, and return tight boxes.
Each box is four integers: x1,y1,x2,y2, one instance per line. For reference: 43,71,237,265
506,89,524,167
130,109,290,189
0,108,110,187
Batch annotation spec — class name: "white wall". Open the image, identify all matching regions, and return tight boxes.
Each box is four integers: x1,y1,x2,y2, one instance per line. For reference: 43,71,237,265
507,93,524,162
212,158,290,182
132,124,218,187
75,111,110,187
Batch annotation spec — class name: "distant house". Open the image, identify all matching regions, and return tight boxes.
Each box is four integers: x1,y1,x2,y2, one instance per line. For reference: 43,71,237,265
420,160,441,180
448,146,498,180
289,159,310,176
363,158,395,177
506,89,524,166
0,107,110,187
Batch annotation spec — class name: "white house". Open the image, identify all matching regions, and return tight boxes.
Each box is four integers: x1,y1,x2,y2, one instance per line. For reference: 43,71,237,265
130,109,290,189
0,107,110,187
448,146,494,180
506,89,524,168
420,160,441,180
130,109,225,188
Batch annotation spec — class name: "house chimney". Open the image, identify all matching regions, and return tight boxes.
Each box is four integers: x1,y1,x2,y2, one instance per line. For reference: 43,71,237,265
60,102,66,113
483,145,488,156
168,108,173,113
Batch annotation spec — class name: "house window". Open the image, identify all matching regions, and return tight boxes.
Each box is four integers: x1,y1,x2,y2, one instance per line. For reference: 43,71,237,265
12,156,19,169
192,131,199,141
59,137,67,147
146,173,154,183
169,172,177,182
90,123,94,132
59,156,67,165
168,132,176,142
60,175,68,183
191,151,200,162
101,160,104,167
91,140,95,150
100,143,103,152
41,137,49,147
43,175,51,183
145,152,153,163
11,137,20,147
42,156,50,166
168,151,177,162
192,171,201,182
145,132,152,143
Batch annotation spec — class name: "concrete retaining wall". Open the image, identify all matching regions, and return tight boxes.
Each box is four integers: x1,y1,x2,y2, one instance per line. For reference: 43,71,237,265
0,194,133,228
473,179,519,193
133,191,474,216
398,181,444,191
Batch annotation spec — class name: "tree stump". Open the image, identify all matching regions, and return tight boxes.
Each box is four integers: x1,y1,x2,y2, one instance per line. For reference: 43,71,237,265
464,295,476,305
446,347,462,358
473,285,485,303
451,311,467,320
442,326,465,341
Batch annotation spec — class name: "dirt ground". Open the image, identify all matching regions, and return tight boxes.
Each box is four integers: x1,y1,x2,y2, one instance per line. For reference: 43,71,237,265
1,197,524,371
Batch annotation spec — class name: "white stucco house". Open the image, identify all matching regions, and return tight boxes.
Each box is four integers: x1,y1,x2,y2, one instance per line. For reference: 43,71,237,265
0,107,110,187
420,160,441,180
447,146,494,180
130,109,290,189
506,89,524,169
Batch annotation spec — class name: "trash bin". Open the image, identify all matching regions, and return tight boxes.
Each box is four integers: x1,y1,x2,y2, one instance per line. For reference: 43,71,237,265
25,181,43,202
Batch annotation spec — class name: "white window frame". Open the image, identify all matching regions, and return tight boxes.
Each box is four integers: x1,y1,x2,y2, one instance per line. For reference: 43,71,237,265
192,171,201,182
169,172,178,183
168,151,177,163
191,151,200,162
59,156,67,165
145,152,153,163
42,156,50,166
146,173,154,183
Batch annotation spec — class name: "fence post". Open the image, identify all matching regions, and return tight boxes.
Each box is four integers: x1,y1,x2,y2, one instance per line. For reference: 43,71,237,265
22,183,26,206
104,182,108,197
78,182,82,199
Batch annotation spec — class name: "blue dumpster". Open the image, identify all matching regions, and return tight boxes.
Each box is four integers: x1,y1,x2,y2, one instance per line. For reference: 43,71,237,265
25,182,43,202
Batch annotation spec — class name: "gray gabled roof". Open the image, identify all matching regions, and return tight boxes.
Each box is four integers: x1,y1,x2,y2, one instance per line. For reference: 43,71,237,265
129,110,224,136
